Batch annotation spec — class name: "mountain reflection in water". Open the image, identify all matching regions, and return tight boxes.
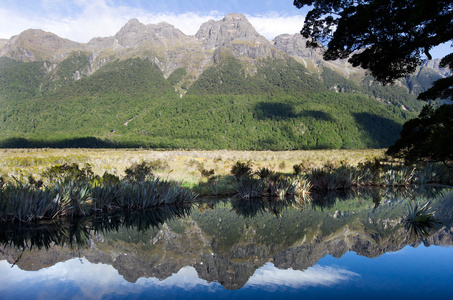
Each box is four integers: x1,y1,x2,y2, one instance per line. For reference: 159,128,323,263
1,187,453,299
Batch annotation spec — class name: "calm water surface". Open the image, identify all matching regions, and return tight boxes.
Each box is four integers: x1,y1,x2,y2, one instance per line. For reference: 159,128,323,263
1,188,453,299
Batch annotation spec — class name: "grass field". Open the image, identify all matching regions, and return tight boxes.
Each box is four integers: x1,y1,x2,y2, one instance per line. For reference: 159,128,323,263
0,148,386,184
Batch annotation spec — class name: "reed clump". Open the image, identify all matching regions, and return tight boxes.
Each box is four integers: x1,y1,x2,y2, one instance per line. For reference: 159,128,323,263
231,163,312,200
305,159,452,191
403,200,440,238
0,163,196,223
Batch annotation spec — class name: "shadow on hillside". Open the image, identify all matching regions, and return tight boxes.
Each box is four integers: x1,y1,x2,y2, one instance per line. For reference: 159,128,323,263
353,113,403,148
299,110,335,122
254,102,297,119
254,101,334,121
0,137,141,148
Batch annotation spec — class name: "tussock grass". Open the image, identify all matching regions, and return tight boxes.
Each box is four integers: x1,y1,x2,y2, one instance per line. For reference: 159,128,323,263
1,149,451,221
0,148,386,183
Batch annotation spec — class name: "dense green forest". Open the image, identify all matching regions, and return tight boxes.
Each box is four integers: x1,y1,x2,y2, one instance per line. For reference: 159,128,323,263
0,54,422,149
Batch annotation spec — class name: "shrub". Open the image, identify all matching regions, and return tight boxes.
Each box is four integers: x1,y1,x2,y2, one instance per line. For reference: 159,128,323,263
100,172,120,184
200,168,215,178
293,159,314,175
125,161,154,181
293,164,303,175
255,167,274,179
147,159,170,171
309,166,353,190
234,177,267,199
42,163,94,182
231,161,253,179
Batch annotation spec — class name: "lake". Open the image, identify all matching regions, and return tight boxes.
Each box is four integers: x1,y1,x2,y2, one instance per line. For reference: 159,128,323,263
1,187,452,299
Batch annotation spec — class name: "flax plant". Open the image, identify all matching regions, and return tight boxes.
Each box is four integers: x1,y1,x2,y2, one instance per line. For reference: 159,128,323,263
403,200,439,238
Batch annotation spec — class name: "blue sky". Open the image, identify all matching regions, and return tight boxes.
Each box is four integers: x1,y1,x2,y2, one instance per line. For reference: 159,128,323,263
0,0,308,42
0,0,450,59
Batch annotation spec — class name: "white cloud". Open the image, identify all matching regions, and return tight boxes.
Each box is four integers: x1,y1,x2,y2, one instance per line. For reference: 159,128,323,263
245,263,359,290
137,11,225,36
247,13,305,40
0,258,359,298
0,259,221,299
0,1,305,42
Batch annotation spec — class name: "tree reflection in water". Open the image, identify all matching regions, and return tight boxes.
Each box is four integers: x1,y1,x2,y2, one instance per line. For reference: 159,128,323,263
0,186,452,292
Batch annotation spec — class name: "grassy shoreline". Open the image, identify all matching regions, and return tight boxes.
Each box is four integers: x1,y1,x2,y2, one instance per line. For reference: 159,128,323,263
0,148,386,184
1,148,452,224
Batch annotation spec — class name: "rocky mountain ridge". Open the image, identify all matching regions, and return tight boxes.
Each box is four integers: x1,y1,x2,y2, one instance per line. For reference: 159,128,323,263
1,13,449,93
0,13,451,149
2,193,453,290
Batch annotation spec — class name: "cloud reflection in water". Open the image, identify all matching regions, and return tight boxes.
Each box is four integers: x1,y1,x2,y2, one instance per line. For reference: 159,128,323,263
246,263,360,291
0,257,359,299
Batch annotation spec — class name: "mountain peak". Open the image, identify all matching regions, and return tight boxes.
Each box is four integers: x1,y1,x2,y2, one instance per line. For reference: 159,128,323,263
195,12,264,49
272,33,325,59
0,29,83,62
223,12,249,21
114,18,187,48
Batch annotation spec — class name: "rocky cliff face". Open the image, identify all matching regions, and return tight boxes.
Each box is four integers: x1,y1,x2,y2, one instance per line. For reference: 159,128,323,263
196,13,270,50
272,33,324,59
113,18,190,49
2,203,453,290
0,13,449,93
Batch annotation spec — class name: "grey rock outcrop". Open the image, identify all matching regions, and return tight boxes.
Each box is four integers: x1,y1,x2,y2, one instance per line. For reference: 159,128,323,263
196,13,265,49
272,33,324,59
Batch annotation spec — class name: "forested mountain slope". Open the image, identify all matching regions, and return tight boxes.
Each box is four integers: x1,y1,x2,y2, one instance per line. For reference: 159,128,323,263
0,13,449,149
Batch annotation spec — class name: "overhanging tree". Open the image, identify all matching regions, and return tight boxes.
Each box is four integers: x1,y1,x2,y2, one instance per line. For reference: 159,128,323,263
294,0,453,161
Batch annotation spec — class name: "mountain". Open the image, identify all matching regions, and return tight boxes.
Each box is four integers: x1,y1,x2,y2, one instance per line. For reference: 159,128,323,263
1,191,453,289
0,13,450,149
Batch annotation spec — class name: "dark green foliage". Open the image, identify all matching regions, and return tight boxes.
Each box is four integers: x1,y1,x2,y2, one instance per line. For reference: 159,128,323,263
167,67,187,86
0,57,179,139
387,104,453,162
231,161,253,179
0,53,423,150
255,167,274,179
0,60,47,99
199,167,215,179
419,54,453,100
0,137,124,148
404,200,439,238
42,163,94,182
125,162,154,181
0,57,21,69
124,159,169,181
295,0,453,161
293,164,303,176
321,68,359,93
188,56,324,96
41,51,91,91
0,171,196,223
294,0,452,85
309,167,353,190
234,177,267,199
100,172,120,185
